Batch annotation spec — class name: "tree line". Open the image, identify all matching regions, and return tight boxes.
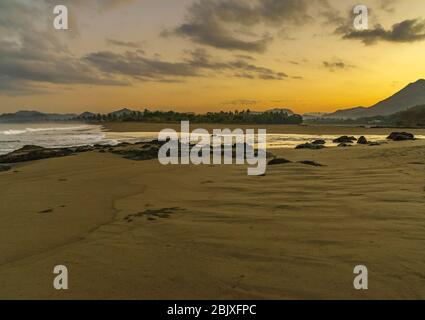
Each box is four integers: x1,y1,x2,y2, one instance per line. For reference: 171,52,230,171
79,109,303,125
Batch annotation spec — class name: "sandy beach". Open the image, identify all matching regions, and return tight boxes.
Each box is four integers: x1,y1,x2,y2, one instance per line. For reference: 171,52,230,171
0,124,425,299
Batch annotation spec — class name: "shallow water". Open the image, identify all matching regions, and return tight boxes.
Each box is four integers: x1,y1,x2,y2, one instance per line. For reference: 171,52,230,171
1,123,424,155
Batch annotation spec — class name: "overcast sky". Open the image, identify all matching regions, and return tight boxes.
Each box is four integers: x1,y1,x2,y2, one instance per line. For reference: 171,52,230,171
1,0,425,114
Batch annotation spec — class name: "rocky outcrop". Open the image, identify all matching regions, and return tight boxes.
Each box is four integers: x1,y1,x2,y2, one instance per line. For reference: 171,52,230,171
298,160,323,167
387,132,415,141
0,145,73,164
333,136,357,143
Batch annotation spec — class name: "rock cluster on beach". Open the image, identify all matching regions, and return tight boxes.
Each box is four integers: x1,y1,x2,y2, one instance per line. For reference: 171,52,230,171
0,140,274,164
0,131,417,165
0,145,74,164
293,132,417,150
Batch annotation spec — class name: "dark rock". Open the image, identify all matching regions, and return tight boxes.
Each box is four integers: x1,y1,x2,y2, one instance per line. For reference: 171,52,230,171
338,143,352,147
0,145,73,164
115,142,131,148
357,136,368,145
312,139,326,145
268,158,292,165
93,144,109,149
333,136,357,143
296,143,325,150
0,164,11,172
112,145,160,161
74,146,94,153
147,139,168,146
298,160,323,167
387,132,415,141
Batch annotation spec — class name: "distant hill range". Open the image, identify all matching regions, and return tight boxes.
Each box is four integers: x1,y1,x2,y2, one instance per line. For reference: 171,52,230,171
369,104,425,127
0,110,77,123
325,79,425,119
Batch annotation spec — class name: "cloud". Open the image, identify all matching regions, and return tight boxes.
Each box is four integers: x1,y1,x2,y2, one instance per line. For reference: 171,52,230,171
343,19,425,45
166,0,329,52
0,1,130,95
106,38,144,49
323,59,355,71
379,0,399,13
84,48,288,82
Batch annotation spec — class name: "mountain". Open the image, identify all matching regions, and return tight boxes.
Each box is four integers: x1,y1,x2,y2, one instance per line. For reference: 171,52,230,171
0,110,77,123
378,104,425,127
326,79,425,119
78,111,97,119
108,108,135,117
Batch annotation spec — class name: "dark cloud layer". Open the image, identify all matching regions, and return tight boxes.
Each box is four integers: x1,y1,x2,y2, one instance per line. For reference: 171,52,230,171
343,19,425,45
84,49,288,82
0,0,291,95
167,0,323,52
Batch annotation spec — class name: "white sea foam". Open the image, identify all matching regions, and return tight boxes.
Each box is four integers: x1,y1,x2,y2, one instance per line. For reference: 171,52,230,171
1,125,90,135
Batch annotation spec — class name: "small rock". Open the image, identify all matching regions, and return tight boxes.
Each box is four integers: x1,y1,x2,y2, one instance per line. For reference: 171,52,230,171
298,160,323,167
268,158,292,165
387,132,415,141
338,143,352,147
357,136,368,145
333,136,357,143
312,139,326,145
295,143,325,150
74,146,94,153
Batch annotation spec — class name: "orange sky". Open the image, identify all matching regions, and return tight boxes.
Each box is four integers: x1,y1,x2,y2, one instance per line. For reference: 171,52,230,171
1,0,424,115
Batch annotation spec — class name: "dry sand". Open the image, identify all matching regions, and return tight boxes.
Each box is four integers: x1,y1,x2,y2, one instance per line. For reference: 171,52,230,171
0,125,425,299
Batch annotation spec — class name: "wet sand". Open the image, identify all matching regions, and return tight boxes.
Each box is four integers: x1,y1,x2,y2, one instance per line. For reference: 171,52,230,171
0,125,425,299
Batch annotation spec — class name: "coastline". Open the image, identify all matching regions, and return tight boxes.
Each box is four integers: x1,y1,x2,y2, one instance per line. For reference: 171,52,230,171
0,124,424,299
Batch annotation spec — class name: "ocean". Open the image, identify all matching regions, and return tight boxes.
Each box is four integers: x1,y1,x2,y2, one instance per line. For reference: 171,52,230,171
0,123,115,155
